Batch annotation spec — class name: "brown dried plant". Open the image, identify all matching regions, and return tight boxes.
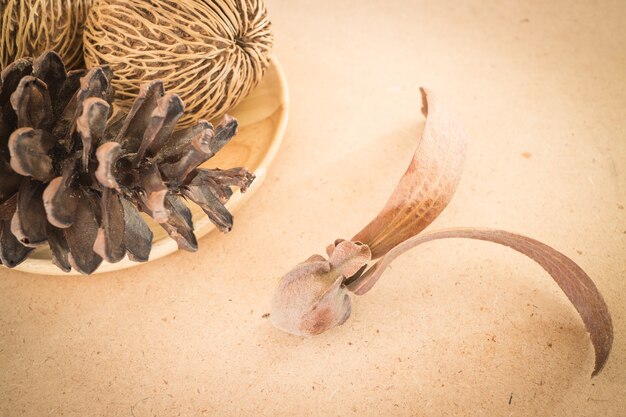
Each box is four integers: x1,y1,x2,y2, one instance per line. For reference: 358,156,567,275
0,51,254,274
270,88,613,377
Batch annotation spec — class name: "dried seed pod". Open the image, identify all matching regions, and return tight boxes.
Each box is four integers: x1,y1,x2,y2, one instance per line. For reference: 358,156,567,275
0,0,93,70
270,241,371,336
93,189,126,263
270,89,613,378
0,51,255,273
83,0,273,127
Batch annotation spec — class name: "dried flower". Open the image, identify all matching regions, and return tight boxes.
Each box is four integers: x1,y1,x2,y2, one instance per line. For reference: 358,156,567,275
0,51,254,274
270,88,613,377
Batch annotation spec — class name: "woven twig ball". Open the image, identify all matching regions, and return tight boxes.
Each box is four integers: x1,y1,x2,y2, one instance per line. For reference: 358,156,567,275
83,0,273,127
0,0,93,70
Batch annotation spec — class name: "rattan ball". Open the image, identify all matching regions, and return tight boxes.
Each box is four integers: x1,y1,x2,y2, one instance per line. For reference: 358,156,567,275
83,0,273,127
0,0,93,70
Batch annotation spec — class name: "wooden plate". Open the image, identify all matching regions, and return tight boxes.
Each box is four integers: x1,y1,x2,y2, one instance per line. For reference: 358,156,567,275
11,56,289,275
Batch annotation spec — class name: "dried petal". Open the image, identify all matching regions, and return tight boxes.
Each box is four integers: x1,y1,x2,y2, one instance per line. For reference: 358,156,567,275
32,51,67,117
52,67,105,146
76,97,110,169
139,163,169,223
101,111,127,143
193,174,232,203
64,190,103,275
93,189,126,263
95,142,124,190
120,197,152,262
0,57,33,149
210,115,238,154
352,88,467,258
191,168,255,195
156,120,212,162
76,67,111,107
159,128,213,184
0,219,33,267
327,240,371,278
42,161,79,228
46,223,71,272
10,178,47,247
154,196,197,252
182,180,233,233
115,80,164,153
0,58,33,102
10,76,53,130
8,128,56,181
346,228,613,376
135,93,184,162
54,69,86,120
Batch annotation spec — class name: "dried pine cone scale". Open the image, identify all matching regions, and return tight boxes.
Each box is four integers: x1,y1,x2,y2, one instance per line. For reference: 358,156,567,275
0,51,255,274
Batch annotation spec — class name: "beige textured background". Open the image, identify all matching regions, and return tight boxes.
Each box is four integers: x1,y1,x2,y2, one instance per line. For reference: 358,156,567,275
1,0,625,416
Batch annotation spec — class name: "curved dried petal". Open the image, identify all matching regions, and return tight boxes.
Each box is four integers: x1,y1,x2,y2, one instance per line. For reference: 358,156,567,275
190,168,255,195
115,80,164,153
211,115,238,154
352,88,467,258
100,66,115,103
135,93,184,162
0,219,33,268
346,228,613,376
194,175,232,203
76,67,110,107
327,240,371,278
47,223,71,272
139,163,169,223
0,58,33,106
8,128,55,181
32,51,67,116
11,178,47,247
51,68,102,145
54,69,86,119
0,57,33,101
157,120,212,162
101,111,127,143
155,196,197,252
159,129,213,184
182,181,233,233
43,161,79,228
268,88,613,379
10,76,53,129
76,97,110,169
64,191,103,275
95,142,124,190
0,58,33,149
93,189,126,263
120,198,152,262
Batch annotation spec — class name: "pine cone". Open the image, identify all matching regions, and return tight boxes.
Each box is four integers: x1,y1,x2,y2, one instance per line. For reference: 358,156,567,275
0,51,255,274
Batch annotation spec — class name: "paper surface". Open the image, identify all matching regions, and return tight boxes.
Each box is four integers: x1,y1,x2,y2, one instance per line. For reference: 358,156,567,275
1,0,625,415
